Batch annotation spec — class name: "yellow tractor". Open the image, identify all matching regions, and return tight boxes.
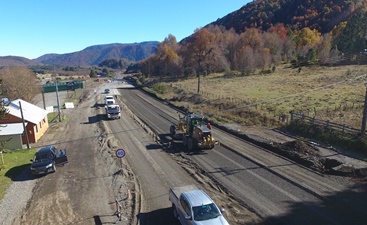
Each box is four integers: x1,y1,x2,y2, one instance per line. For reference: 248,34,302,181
170,113,218,151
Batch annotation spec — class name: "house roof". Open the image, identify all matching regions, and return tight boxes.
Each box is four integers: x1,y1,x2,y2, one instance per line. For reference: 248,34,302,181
6,99,48,124
0,123,26,135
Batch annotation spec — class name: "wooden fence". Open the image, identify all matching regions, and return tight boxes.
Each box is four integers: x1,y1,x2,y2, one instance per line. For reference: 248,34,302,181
290,112,363,136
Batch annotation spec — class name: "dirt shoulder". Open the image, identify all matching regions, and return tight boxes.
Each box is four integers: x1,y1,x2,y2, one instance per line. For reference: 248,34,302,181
10,81,137,225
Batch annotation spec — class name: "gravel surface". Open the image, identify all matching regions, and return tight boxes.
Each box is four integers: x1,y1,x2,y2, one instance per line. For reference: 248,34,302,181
0,169,37,225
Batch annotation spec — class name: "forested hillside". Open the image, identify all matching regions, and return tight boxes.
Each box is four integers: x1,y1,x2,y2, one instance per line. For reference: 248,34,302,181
211,0,366,34
0,56,43,67
34,42,158,66
134,0,367,78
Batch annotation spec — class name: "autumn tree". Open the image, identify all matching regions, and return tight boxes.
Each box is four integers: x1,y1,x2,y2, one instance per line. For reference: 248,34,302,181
155,34,182,78
0,67,41,102
221,28,239,70
183,28,216,93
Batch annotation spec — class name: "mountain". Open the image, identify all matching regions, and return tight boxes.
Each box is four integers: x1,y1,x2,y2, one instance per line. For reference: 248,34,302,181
209,0,364,34
34,42,159,66
0,56,43,67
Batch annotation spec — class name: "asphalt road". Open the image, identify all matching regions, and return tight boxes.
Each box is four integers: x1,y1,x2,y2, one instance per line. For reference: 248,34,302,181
117,86,367,225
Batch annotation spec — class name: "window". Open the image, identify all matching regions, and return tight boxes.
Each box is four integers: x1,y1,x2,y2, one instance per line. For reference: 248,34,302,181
180,196,191,216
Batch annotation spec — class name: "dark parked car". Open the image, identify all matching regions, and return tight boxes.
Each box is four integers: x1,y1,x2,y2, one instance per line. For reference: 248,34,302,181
30,145,68,175
104,88,110,94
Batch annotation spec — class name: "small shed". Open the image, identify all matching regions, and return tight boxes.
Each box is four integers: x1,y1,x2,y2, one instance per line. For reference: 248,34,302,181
0,123,27,149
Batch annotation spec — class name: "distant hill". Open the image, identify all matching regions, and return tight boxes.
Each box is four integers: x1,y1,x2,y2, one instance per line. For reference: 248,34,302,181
0,56,43,67
34,42,159,66
209,0,363,34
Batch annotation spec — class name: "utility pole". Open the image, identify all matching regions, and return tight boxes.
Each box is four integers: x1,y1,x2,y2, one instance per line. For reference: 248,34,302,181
42,91,46,110
361,83,367,136
197,59,201,94
19,101,30,149
55,79,62,122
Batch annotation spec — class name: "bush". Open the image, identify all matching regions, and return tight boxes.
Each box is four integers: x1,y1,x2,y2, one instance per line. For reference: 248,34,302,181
153,83,167,94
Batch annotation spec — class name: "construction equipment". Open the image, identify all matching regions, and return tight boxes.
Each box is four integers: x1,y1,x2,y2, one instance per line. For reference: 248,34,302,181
170,112,218,151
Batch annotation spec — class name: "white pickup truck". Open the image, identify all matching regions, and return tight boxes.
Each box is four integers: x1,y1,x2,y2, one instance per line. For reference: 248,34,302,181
104,95,115,105
105,104,121,119
169,185,229,225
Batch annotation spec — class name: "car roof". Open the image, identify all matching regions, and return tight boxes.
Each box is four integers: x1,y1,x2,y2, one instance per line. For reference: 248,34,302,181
182,189,213,207
36,145,55,153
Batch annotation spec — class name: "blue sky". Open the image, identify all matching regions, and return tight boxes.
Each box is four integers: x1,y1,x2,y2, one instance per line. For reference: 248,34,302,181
0,0,250,59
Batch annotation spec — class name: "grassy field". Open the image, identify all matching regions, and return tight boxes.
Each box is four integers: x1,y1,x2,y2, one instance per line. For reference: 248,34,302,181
0,149,37,201
148,64,367,129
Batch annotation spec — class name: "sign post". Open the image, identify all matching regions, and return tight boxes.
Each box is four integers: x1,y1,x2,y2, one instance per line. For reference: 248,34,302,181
115,148,126,173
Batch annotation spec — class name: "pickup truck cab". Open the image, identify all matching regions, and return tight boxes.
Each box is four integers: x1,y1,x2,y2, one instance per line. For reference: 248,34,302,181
169,185,229,225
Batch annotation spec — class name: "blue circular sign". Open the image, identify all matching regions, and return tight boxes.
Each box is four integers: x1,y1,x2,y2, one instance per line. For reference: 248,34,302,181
115,149,126,158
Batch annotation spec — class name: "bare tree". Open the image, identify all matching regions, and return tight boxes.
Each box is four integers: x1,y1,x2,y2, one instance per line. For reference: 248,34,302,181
0,67,41,102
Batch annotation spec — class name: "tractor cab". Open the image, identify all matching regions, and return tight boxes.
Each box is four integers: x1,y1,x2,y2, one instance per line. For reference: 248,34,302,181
186,113,203,134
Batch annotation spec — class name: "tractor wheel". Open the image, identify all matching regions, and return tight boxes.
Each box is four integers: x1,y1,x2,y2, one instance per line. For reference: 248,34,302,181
182,135,188,147
188,137,198,151
170,125,176,137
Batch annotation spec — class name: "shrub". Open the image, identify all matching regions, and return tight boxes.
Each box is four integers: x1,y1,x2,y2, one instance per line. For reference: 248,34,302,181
153,83,167,94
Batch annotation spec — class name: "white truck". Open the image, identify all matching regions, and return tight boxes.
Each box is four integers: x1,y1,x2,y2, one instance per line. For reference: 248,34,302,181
105,104,121,119
169,185,229,225
104,95,115,105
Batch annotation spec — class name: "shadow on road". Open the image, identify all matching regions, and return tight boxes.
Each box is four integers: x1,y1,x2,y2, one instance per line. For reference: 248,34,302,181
84,114,106,124
138,207,180,225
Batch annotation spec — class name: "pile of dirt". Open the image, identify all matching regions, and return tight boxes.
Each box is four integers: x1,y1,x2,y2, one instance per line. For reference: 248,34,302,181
273,140,367,177
274,140,320,158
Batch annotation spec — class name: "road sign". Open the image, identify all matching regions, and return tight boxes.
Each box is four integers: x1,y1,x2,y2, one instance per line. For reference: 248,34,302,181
115,148,126,158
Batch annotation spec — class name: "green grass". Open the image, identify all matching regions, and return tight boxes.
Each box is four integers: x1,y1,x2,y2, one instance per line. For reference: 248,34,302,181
150,64,367,128
0,148,37,201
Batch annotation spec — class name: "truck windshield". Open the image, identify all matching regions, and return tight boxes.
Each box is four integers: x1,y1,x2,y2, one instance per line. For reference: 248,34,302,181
193,203,220,221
